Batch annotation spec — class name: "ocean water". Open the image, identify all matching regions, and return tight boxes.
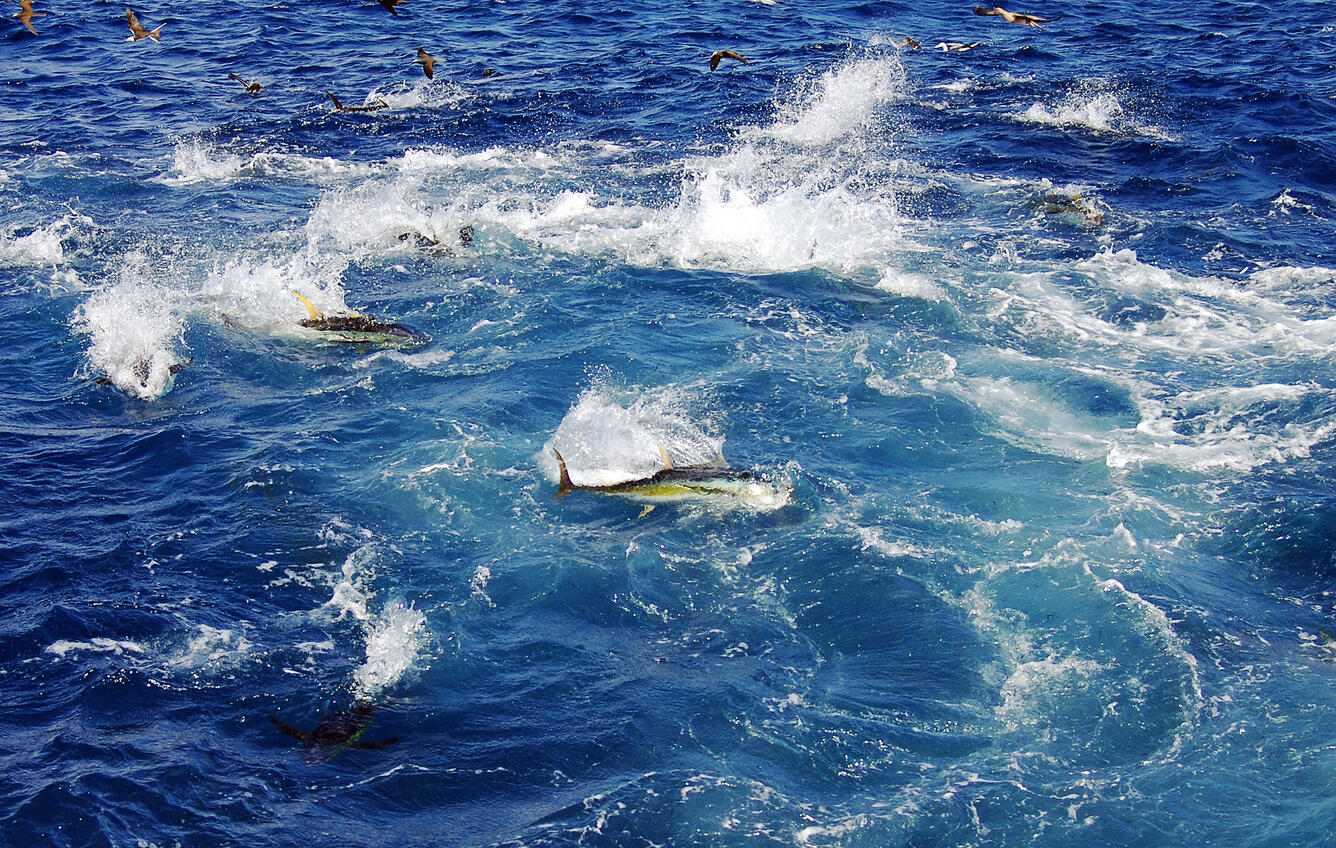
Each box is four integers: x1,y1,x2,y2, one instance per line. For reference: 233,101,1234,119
4,0,1336,845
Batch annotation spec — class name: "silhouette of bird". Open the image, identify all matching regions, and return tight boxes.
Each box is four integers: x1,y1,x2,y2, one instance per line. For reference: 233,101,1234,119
709,50,749,71
415,47,435,79
125,7,163,41
973,6,1054,28
377,0,407,15
228,73,261,94
14,0,44,35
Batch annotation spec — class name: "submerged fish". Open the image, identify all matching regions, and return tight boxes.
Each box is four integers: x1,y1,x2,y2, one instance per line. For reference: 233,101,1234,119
269,699,397,763
293,291,428,345
552,446,791,508
1034,192,1106,226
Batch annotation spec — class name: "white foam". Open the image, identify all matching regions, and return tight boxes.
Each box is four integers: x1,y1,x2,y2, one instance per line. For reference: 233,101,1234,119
324,544,379,623
46,637,146,658
1017,84,1172,140
406,57,916,277
543,381,725,488
1268,189,1318,217
394,145,560,176
0,212,93,267
159,139,374,187
170,624,254,669
1108,383,1336,473
369,78,473,111
75,265,189,400
875,268,948,301
758,54,907,147
957,374,1116,461
353,602,427,698
201,253,350,333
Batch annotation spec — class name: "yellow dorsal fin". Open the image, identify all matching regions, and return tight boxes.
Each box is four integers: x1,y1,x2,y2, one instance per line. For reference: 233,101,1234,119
658,445,674,471
293,291,324,321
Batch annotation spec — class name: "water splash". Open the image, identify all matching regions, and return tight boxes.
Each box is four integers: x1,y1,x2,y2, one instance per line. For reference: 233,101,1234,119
543,381,725,488
75,265,189,400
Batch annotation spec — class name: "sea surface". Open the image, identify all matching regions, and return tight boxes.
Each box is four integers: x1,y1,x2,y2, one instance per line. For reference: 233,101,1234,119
4,0,1336,845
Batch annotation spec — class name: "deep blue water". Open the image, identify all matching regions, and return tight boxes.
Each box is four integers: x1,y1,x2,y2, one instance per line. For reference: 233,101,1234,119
4,0,1336,845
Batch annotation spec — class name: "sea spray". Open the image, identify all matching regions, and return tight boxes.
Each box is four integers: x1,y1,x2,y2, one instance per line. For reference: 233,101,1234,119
354,602,428,698
544,381,725,488
75,267,188,400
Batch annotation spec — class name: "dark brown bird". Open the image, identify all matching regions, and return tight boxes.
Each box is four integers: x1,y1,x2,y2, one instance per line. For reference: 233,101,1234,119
125,7,164,41
897,36,922,49
377,0,407,15
415,47,435,79
973,6,1054,28
228,73,261,94
326,91,390,112
709,50,749,71
14,0,44,35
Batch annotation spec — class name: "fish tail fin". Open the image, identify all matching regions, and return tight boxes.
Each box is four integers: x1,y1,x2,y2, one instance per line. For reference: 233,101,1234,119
658,445,674,471
293,291,324,321
553,449,575,499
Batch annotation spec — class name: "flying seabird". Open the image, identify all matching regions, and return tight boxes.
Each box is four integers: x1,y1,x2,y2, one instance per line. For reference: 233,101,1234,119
415,47,435,79
377,0,407,15
972,6,1055,28
125,7,163,41
709,50,749,71
228,73,261,94
14,0,43,35
326,91,390,112
897,36,922,49
936,41,982,51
